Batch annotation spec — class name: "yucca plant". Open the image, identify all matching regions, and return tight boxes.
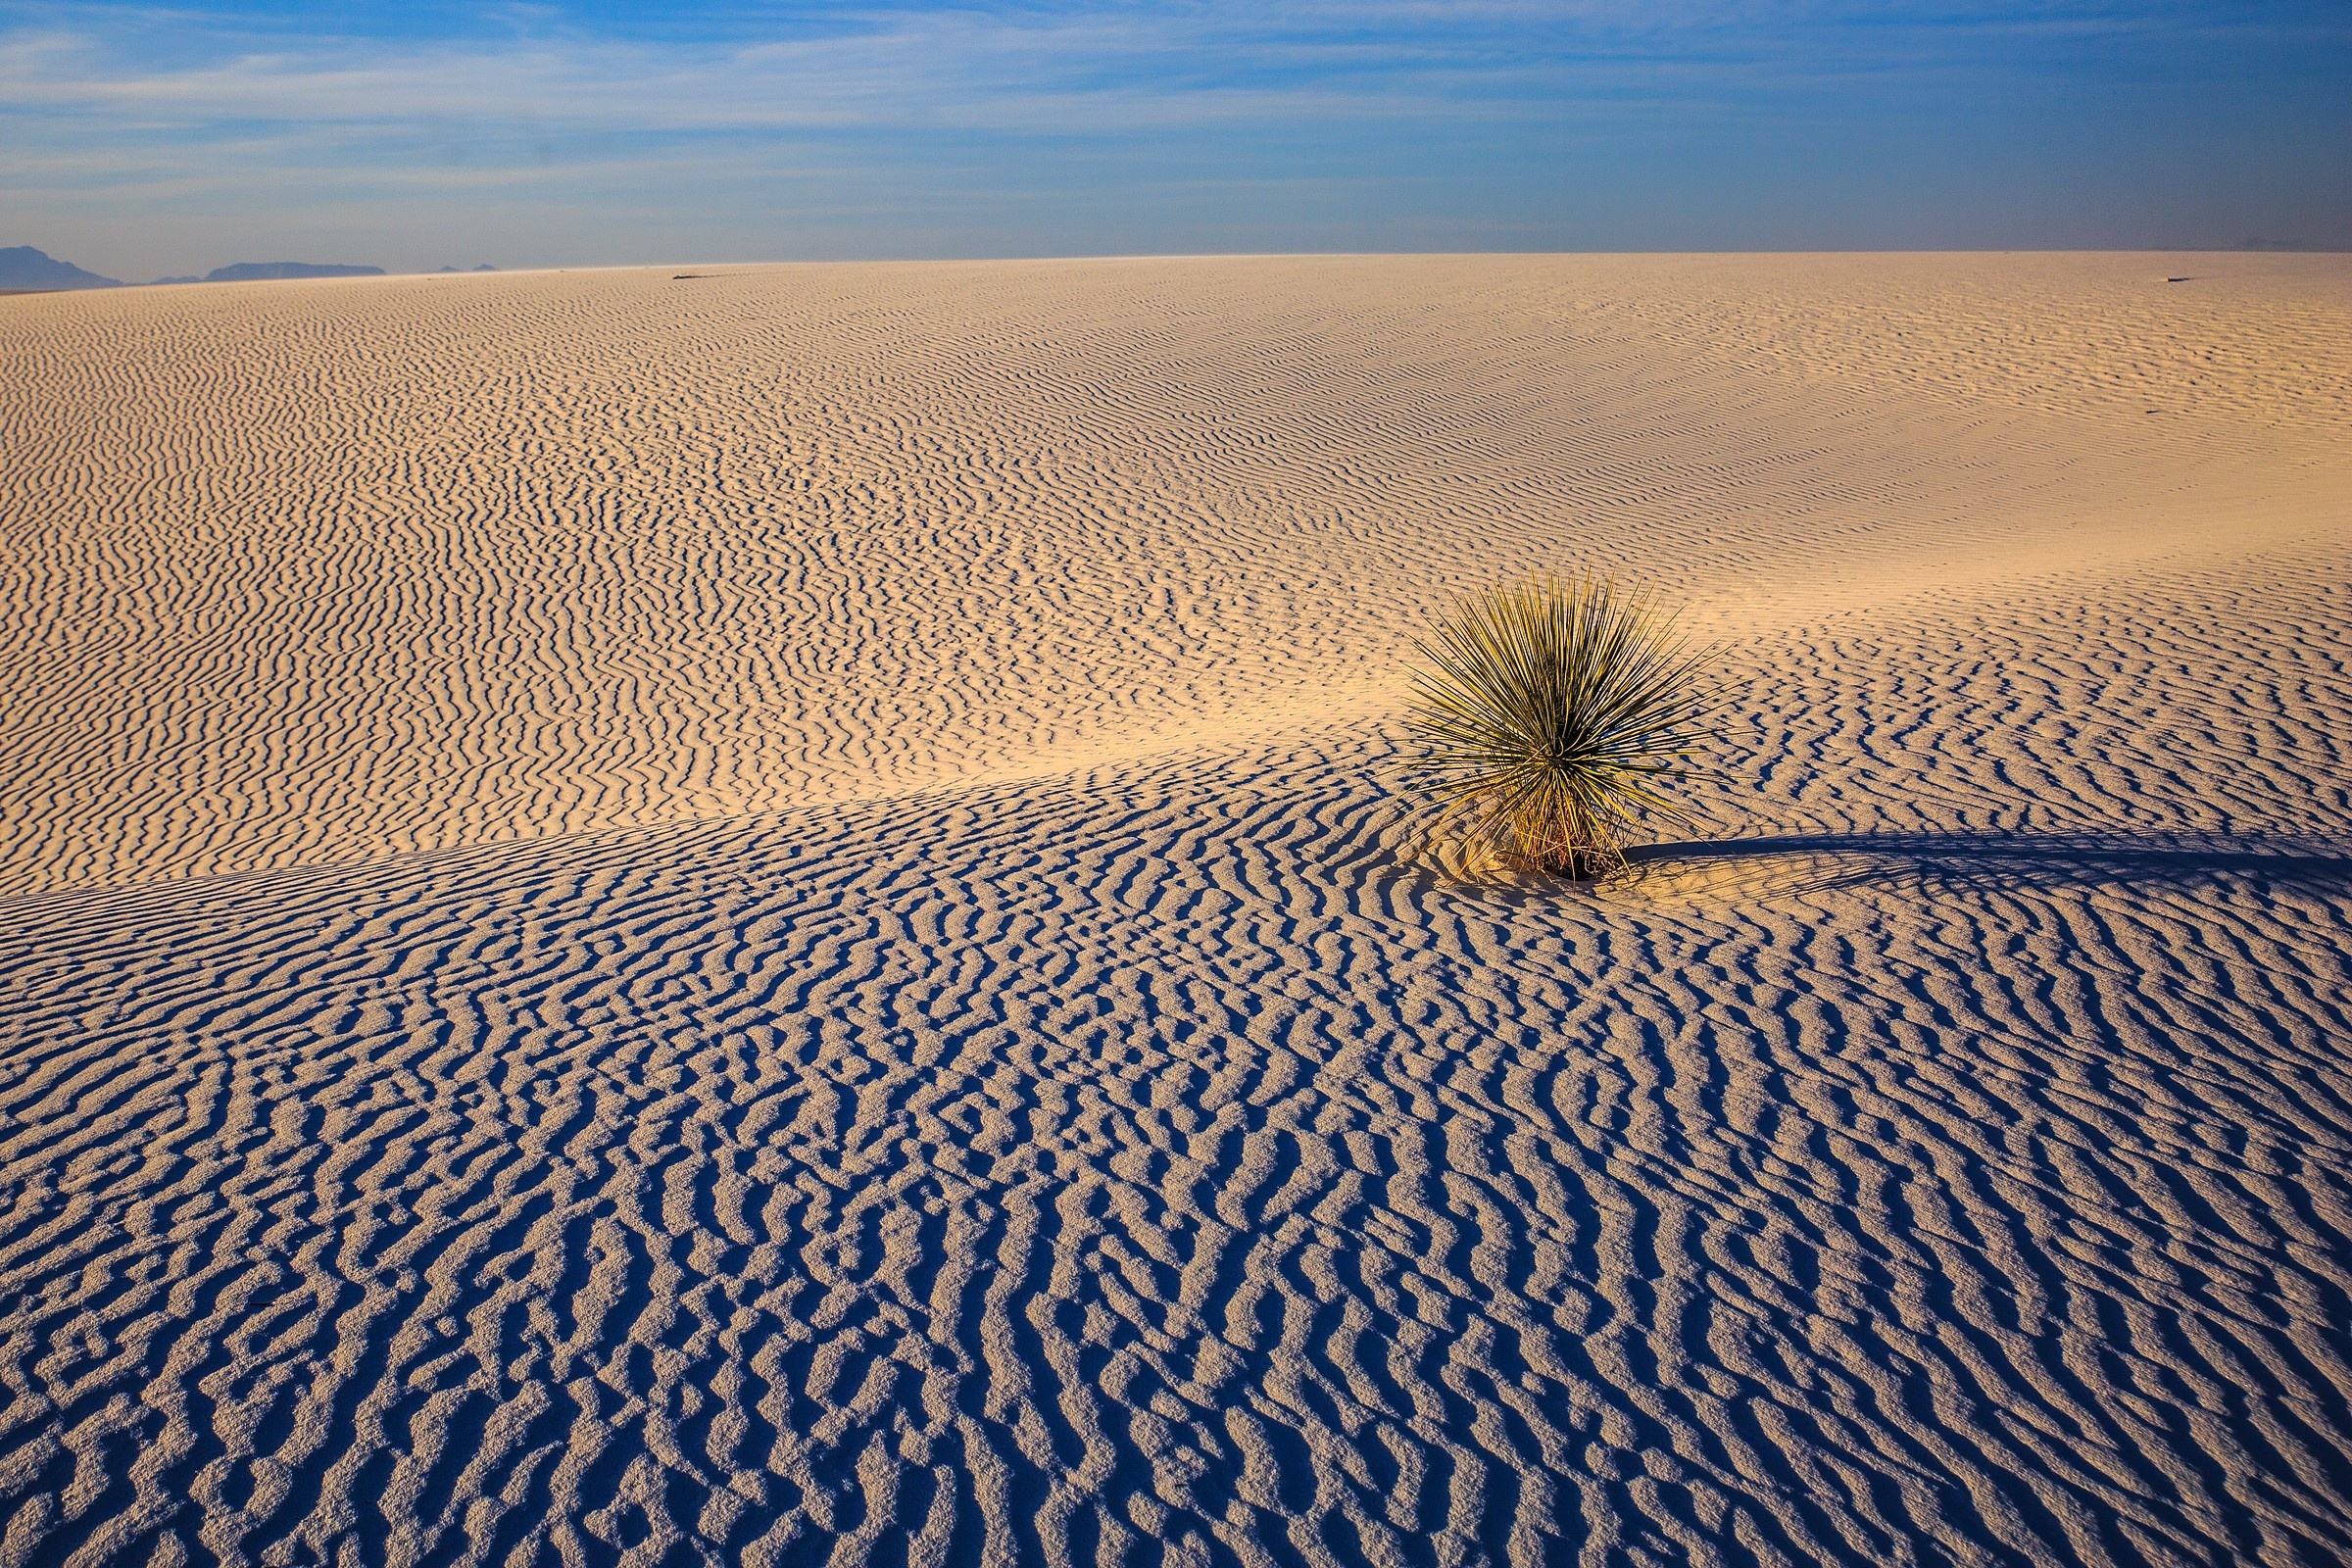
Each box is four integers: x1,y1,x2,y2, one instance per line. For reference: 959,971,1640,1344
1405,573,1720,880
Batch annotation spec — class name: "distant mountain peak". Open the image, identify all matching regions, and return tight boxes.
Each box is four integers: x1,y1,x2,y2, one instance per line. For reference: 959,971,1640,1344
203,262,385,282
0,246,122,292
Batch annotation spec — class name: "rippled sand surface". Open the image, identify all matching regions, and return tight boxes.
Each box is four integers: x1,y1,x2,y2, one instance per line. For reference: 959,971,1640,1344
1,254,2347,1566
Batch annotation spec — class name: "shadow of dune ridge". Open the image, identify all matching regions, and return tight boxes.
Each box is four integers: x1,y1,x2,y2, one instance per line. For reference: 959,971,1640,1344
1624,830,2352,894
1,732,2351,1566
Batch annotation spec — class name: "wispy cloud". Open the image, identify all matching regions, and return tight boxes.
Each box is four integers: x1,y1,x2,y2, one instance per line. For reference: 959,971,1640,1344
31,1,2318,134
3,0,2345,274
0,10,1709,134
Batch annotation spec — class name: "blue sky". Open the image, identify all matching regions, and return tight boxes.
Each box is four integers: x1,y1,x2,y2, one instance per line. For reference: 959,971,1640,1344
4,2,2346,278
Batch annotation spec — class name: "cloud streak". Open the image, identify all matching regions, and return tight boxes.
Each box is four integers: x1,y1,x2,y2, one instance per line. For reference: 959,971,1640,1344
29,2,2333,133
3,1,2345,275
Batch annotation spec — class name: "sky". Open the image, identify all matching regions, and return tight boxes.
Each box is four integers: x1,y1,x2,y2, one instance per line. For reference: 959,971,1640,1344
3,1,2347,279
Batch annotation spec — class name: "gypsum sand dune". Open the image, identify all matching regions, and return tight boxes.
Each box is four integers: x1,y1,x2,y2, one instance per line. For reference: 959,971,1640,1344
1,544,2350,1567
0,254,2349,1565
0,254,2345,896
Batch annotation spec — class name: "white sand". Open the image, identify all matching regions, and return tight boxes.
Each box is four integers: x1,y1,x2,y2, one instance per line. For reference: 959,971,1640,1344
0,254,2347,1564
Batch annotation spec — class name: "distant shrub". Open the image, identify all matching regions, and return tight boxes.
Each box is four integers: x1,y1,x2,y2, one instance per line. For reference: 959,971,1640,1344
1406,573,1719,879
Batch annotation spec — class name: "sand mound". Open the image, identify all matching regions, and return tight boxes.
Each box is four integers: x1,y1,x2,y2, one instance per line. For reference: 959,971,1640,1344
0,256,2347,1564
0,255,2342,894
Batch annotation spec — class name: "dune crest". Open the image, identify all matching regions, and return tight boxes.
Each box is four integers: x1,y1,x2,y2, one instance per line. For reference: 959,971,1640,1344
1,254,2342,893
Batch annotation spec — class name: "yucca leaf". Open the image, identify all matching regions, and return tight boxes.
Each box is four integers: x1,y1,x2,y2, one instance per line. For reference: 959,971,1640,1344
1404,573,1722,878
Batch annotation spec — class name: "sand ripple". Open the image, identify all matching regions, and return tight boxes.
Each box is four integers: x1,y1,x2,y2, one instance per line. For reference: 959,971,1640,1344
1,256,2343,895
1,543,2347,1564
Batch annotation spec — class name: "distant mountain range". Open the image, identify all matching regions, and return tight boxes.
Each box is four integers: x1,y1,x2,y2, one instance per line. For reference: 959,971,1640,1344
2,246,495,292
162,261,388,284
0,246,121,291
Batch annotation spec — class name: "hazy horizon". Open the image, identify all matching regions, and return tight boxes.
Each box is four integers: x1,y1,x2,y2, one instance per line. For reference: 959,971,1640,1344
6,0,2347,283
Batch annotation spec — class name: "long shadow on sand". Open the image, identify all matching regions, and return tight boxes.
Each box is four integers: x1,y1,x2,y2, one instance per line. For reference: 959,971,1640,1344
1622,830,2352,896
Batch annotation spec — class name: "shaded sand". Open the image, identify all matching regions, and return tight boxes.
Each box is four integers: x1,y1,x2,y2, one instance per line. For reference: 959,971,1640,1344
0,255,2348,1564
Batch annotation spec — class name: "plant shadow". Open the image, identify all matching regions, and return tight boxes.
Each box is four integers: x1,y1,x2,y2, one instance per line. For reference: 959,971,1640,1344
1618,831,2352,900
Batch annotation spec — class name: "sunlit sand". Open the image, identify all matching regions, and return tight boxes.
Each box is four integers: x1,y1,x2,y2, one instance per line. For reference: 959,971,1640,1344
1,253,2346,1563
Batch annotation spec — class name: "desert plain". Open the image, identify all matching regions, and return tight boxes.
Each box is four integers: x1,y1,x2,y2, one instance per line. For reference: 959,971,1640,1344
0,252,2347,1566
